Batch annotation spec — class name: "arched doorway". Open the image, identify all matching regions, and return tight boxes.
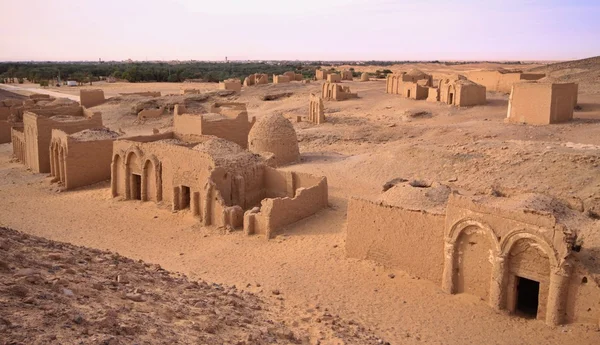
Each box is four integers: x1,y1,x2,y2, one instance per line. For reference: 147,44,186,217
126,151,141,200
455,225,495,300
505,238,551,320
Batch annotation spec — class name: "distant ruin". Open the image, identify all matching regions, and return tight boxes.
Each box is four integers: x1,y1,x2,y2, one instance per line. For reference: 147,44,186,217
468,69,546,93
308,94,325,124
315,70,329,81
273,75,290,84
322,82,358,101
244,73,269,86
360,73,370,82
346,183,599,326
437,75,487,107
283,71,303,81
327,74,341,83
12,104,103,173
79,89,105,108
340,71,353,81
385,69,433,100
49,128,120,189
174,102,254,149
219,79,242,92
506,82,578,125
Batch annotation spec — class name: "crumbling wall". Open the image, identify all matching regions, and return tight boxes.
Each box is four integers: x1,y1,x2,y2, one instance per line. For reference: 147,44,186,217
244,169,328,238
137,107,164,120
219,79,242,92
22,109,103,173
11,126,26,163
346,197,445,284
315,70,329,80
173,104,254,148
308,94,325,124
119,91,161,97
340,71,353,81
273,75,291,84
322,83,358,101
80,89,105,108
327,74,341,83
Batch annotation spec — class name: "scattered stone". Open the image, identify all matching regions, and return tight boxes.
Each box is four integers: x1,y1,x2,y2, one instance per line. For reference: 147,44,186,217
271,289,281,295
388,273,395,279
125,293,144,302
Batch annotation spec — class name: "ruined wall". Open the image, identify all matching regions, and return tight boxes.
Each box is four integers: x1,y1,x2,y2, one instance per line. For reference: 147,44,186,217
11,126,26,163
322,83,358,101
327,74,341,83
468,71,545,93
426,87,440,102
341,71,353,81
244,169,328,238
23,109,103,173
565,266,600,324
457,84,487,106
315,70,329,80
137,107,164,120
346,198,445,284
308,94,325,124
218,79,242,92
273,75,291,84
80,89,105,108
50,129,116,190
119,91,161,97
173,104,253,148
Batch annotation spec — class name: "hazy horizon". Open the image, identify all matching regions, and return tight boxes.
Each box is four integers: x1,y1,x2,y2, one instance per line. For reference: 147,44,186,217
1,0,599,62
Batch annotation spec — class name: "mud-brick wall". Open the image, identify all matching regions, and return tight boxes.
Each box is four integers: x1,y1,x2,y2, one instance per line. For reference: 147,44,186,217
201,113,251,149
65,139,114,189
245,171,328,238
566,265,600,324
80,90,105,108
507,83,553,125
346,197,445,285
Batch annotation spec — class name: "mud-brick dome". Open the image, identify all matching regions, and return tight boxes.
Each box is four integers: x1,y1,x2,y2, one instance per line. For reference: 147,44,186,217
248,114,300,166
360,72,369,81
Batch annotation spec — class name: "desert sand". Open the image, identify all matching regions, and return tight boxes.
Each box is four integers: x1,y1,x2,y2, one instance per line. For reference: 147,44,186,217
1,60,600,344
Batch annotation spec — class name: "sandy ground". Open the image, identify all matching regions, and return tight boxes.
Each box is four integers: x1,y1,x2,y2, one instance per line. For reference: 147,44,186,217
1,62,600,344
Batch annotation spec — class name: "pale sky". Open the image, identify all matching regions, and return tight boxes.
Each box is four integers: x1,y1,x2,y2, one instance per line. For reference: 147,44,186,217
1,0,598,61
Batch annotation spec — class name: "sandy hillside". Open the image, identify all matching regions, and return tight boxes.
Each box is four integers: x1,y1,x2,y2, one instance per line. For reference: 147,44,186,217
1,60,600,345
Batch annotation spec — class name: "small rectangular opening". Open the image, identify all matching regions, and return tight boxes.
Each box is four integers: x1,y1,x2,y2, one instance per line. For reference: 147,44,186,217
132,174,142,200
516,276,540,318
448,93,454,105
180,185,191,209
407,89,411,98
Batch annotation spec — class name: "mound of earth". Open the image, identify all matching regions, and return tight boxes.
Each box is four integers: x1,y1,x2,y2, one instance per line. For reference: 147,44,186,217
0,227,387,345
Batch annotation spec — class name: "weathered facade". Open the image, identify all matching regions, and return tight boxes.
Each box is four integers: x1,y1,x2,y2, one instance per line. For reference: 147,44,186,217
308,94,325,124
273,75,291,84
327,74,341,83
12,107,103,173
49,128,119,189
385,69,433,100
315,70,329,81
438,76,487,107
322,82,358,101
111,133,326,238
244,73,269,86
346,184,599,326
340,70,353,81
506,82,578,125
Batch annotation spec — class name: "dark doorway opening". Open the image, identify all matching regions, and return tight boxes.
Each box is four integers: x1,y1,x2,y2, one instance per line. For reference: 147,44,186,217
132,174,142,200
407,90,411,98
181,185,191,209
516,276,540,318
448,93,454,105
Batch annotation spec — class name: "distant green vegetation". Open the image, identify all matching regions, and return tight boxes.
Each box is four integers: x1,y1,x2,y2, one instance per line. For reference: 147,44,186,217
0,62,317,84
